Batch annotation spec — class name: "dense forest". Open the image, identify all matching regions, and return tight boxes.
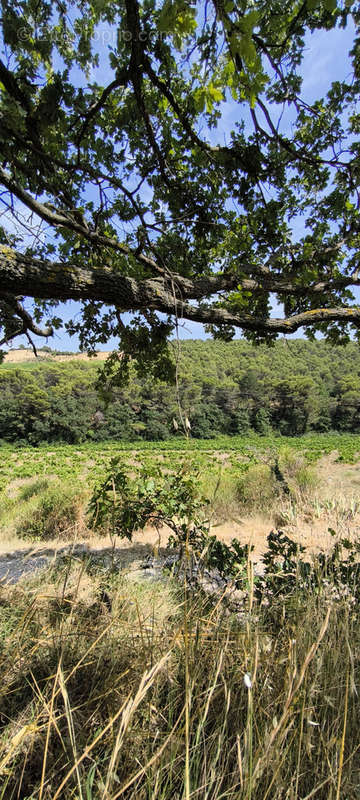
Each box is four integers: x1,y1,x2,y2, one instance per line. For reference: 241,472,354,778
1,339,360,444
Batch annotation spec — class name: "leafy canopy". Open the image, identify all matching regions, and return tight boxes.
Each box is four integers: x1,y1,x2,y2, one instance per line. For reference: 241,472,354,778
1,0,360,371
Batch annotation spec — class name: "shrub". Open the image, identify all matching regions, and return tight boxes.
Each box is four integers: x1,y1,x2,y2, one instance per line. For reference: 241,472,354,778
203,469,243,520
88,459,209,545
252,407,272,435
278,447,318,500
191,402,228,438
18,478,49,501
19,484,85,541
236,463,277,511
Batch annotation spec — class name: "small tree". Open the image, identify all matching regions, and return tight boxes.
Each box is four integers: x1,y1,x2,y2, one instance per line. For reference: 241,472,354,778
88,460,210,553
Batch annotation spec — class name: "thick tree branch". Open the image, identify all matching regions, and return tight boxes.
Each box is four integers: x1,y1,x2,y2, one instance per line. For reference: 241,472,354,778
2,161,357,295
0,246,239,303
1,246,360,336
169,301,360,333
7,297,53,338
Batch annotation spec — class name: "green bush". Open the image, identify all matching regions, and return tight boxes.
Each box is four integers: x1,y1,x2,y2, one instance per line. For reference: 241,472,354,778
202,469,245,520
278,447,318,499
236,463,277,510
88,460,209,545
19,484,84,541
18,478,49,502
252,407,272,435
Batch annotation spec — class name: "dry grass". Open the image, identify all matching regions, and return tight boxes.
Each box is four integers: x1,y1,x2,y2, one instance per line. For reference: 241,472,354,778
1,450,360,797
3,349,111,363
0,552,359,799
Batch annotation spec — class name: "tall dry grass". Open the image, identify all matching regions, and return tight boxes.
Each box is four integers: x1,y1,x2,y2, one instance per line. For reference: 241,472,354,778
0,551,359,800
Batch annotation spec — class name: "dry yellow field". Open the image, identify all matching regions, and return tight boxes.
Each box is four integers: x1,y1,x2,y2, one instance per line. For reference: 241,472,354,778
3,348,111,363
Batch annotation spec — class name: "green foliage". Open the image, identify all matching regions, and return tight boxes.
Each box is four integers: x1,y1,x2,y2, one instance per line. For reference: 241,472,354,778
198,535,252,579
277,448,318,499
1,0,360,356
87,462,360,619
88,459,209,544
236,463,277,508
2,338,360,444
252,407,271,435
19,484,82,541
95,317,176,397
0,431,358,501
18,477,49,501
252,529,360,611
0,430,358,547
191,401,228,438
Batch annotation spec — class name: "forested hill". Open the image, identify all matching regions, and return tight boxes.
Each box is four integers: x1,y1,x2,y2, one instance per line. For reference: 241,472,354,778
1,339,360,444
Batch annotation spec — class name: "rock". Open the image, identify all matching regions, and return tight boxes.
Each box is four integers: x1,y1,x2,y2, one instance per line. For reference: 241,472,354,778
126,567,165,583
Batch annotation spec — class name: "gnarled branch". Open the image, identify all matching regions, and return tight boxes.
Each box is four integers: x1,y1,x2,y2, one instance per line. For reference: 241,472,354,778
1,246,360,337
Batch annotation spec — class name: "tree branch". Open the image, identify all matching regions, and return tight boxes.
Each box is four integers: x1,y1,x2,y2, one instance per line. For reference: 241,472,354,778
0,59,31,112
0,167,164,274
143,58,218,160
74,68,129,145
1,246,360,337
0,291,53,347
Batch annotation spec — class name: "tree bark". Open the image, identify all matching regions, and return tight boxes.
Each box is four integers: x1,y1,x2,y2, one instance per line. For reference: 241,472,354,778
1,245,360,335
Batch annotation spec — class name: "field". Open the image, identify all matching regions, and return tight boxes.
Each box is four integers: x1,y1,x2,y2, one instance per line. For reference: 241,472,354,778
2,431,360,480
1,432,360,552
1,434,360,799
2,349,111,363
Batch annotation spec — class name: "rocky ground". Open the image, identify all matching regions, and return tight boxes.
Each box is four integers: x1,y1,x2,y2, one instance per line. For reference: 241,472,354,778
0,542,249,618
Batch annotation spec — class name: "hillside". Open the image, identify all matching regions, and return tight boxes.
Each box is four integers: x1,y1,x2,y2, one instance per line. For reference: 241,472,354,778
1,339,360,443
3,348,110,363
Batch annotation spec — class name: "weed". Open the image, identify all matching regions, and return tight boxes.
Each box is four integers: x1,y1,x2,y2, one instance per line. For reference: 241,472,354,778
278,447,318,500
236,463,278,510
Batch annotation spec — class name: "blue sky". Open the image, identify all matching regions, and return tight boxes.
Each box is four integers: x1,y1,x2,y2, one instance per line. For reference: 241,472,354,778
4,13,357,351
